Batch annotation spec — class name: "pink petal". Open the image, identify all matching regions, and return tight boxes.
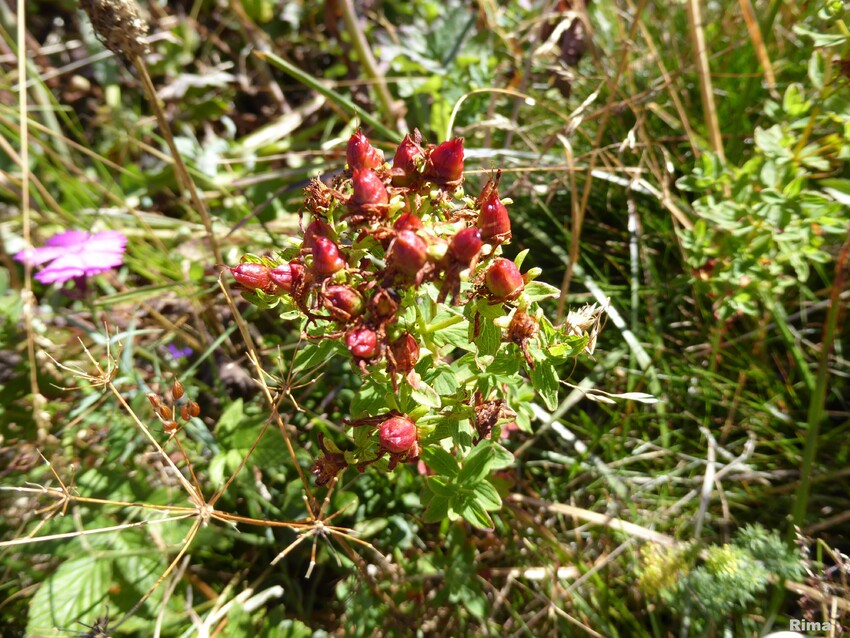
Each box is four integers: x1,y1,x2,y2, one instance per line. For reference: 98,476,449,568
35,264,86,284
45,230,91,248
15,245,68,265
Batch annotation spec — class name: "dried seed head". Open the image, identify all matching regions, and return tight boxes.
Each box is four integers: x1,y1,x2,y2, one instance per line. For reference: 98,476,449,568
485,258,523,298
390,333,420,373
80,0,150,58
147,392,162,410
158,405,173,421
180,404,191,422
163,420,179,433
171,379,184,400
379,416,417,454
188,401,201,417
347,130,383,170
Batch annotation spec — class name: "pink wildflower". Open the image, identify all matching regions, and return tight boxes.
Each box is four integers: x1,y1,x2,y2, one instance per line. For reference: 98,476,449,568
15,230,127,285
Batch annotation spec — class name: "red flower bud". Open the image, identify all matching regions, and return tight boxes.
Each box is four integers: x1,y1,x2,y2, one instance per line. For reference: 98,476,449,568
393,213,423,232
302,219,332,250
390,230,428,277
311,237,346,275
477,189,511,240
485,258,523,298
347,130,383,170
427,138,464,183
324,285,364,319
346,327,378,359
379,415,417,454
269,263,295,292
392,133,424,186
450,227,483,263
390,333,420,373
349,168,389,211
231,263,271,290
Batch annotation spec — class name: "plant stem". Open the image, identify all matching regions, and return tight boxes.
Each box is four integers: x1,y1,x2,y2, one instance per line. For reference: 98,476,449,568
130,54,223,267
790,226,850,537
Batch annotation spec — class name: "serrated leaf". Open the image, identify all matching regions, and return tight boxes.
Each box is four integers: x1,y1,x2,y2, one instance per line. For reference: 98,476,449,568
27,555,112,636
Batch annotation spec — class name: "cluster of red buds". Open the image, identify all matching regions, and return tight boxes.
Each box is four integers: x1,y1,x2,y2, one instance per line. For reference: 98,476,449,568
230,130,543,484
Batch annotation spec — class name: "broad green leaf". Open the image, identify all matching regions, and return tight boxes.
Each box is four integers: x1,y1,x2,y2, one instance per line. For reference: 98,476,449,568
457,442,496,484
523,281,560,302
452,492,494,529
529,360,559,411
472,479,502,511
27,555,112,636
422,494,450,523
422,447,460,477
412,381,442,409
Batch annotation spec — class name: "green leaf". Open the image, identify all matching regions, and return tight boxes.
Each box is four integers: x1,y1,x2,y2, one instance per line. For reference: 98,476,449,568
793,25,848,48
215,399,245,435
475,314,502,357
411,380,442,409
529,360,560,410
457,442,497,484
421,447,460,477
27,555,112,636
472,479,503,511
452,492,494,529
423,494,450,523
523,281,560,302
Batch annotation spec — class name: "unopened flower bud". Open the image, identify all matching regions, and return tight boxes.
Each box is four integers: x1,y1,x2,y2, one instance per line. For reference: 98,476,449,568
269,263,295,292
379,416,417,454
427,138,464,183
349,169,389,212
477,188,511,240
347,130,383,170
392,133,424,186
393,213,423,232
231,263,271,290
324,285,364,319
391,230,428,277
450,227,483,263
390,333,420,373
346,327,378,359
302,219,332,250
485,258,523,298
311,237,346,275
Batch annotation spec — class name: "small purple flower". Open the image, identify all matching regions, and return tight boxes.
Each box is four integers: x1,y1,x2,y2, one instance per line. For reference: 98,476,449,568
15,230,127,285
167,343,193,360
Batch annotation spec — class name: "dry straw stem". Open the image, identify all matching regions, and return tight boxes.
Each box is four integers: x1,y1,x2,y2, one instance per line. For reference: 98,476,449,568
738,0,778,98
685,0,726,163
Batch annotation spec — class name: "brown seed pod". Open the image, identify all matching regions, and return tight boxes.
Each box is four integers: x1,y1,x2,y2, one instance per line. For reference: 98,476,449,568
163,420,179,433
158,405,173,421
172,379,184,400
180,404,191,422
147,393,162,410
188,401,201,417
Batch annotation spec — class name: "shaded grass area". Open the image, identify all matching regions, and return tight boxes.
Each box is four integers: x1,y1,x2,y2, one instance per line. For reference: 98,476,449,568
1,0,849,636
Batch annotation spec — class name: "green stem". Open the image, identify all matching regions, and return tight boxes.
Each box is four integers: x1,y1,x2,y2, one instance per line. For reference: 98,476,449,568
426,314,464,334
790,228,849,537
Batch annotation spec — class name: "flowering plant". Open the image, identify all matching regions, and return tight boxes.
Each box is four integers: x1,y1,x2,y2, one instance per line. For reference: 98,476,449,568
15,230,127,286
229,131,602,528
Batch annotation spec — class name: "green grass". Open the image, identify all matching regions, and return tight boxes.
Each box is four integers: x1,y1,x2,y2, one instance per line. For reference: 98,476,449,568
1,0,849,636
